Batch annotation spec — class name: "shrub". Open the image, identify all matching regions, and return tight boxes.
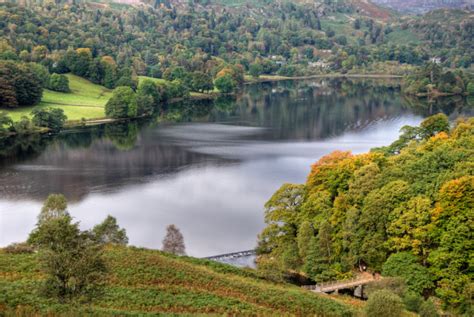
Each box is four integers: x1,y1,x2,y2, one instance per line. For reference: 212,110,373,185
365,290,404,317
2,242,35,254
48,73,70,92
403,291,423,313
366,277,407,298
12,116,34,134
31,107,67,133
419,298,440,317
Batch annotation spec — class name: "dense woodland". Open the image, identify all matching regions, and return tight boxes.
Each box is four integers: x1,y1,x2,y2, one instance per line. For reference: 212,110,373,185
0,0,473,108
257,114,473,314
0,0,472,125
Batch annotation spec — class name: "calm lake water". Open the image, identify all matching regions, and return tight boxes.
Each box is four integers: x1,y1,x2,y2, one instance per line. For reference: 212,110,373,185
0,78,472,257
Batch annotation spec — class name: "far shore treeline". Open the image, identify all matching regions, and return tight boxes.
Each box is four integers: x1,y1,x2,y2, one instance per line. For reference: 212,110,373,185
0,0,474,133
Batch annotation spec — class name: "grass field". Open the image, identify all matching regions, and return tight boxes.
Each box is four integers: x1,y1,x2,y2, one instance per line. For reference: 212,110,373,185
386,28,421,45
0,246,355,316
7,74,112,122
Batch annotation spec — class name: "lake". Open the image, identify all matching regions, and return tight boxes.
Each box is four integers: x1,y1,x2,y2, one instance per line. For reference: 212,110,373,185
0,78,471,257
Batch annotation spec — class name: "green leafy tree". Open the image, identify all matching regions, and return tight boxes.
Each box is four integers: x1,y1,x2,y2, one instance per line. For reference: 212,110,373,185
70,48,92,78
0,76,17,108
137,79,162,110
296,221,313,260
31,108,67,133
428,176,473,309
48,73,70,92
37,193,69,224
14,63,43,106
0,61,43,107
28,195,106,301
28,63,50,89
214,74,236,93
403,292,423,313
419,298,440,317
467,82,474,95
105,86,138,119
382,252,434,294
190,71,213,93
419,113,449,139
0,112,13,134
249,63,264,78
92,215,128,245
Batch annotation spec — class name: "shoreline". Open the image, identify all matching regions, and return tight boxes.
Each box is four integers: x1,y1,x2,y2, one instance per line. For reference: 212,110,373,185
244,73,403,84
2,74,405,133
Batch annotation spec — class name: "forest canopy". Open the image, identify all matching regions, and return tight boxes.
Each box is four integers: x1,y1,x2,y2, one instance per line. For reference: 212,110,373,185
257,114,474,313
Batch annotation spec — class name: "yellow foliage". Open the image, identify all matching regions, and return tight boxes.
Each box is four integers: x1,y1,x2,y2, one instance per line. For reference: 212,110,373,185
76,47,92,56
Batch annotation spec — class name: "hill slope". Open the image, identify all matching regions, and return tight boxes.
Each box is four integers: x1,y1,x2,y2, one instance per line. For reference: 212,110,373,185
0,246,354,316
373,0,473,13
7,74,111,122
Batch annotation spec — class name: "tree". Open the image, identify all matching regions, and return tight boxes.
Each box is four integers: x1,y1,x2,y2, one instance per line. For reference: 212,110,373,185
137,79,162,111
249,63,264,78
70,48,92,78
304,221,335,281
136,93,154,116
214,74,236,93
419,299,440,317
102,62,118,89
37,193,68,224
49,73,70,92
190,71,213,93
382,252,434,294
31,107,67,133
387,196,432,257
92,215,128,245
0,76,17,108
28,195,106,301
28,63,50,89
0,112,12,133
116,67,138,90
105,86,138,119
419,113,449,139
365,290,404,317
467,82,474,95
162,224,186,255
297,221,313,260
0,61,43,108
428,176,473,309
14,63,43,106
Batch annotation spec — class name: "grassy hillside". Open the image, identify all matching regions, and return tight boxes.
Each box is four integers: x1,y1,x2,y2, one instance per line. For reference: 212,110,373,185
7,74,112,122
0,246,354,316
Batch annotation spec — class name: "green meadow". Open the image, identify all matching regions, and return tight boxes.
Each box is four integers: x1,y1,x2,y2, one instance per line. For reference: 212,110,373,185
7,74,112,122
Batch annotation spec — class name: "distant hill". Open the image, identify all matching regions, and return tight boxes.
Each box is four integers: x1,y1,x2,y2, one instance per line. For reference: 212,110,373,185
373,0,473,13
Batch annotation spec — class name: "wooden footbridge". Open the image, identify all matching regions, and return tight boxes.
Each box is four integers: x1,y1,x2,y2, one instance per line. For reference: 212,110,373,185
302,273,379,294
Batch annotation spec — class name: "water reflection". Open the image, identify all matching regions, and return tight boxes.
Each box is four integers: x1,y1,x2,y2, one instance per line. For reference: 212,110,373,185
0,78,472,256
